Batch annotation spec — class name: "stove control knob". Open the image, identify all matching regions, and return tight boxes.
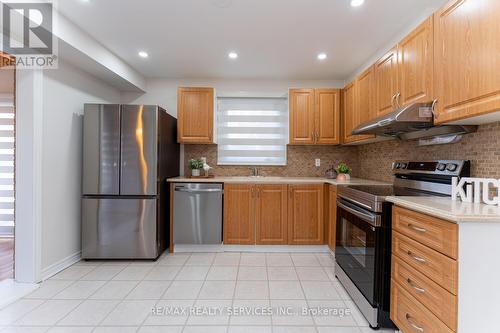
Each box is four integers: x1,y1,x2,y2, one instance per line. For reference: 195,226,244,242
400,163,408,169
393,162,401,169
446,163,458,172
437,163,446,171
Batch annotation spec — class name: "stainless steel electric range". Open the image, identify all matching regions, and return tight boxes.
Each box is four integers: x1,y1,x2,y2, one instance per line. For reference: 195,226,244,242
335,160,470,329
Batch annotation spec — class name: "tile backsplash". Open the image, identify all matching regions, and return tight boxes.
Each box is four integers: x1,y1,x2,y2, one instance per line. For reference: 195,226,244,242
184,145,359,177
184,122,500,181
357,122,500,182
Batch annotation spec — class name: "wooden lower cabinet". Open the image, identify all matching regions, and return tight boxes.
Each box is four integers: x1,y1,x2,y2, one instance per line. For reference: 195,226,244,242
223,184,255,244
391,281,454,333
255,184,288,245
224,184,288,245
391,206,458,332
223,183,325,245
327,185,337,251
288,184,324,245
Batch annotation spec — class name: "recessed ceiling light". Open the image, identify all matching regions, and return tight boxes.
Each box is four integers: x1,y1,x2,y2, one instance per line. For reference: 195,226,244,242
228,52,238,59
350,0,365,7
317,53,327,60
138,51,149,58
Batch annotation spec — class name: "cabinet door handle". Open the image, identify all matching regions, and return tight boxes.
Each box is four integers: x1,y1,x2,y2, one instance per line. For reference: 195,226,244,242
251,187,255,198
407,278,425,293
408,224,427,233
405,314,424,332
431,99,439,119
407,251,426,263
391,94,397,108
395,92,401,108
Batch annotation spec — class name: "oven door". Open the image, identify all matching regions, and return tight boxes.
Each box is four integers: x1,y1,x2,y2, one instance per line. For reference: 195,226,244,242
335,198,380,306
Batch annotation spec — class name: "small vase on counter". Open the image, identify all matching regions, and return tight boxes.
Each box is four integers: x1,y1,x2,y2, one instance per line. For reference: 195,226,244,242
191,169,200,177
335,162,351,182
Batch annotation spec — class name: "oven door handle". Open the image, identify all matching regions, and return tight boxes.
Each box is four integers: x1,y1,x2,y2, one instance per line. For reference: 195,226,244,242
337,201,380,227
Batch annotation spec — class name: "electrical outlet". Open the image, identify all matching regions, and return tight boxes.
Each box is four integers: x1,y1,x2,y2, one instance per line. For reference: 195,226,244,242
315,158,321,167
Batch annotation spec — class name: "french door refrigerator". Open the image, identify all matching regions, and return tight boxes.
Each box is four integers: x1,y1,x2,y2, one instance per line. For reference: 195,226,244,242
82,104,179,259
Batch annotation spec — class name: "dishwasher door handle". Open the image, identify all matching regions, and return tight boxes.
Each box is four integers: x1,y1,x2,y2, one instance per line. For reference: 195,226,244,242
174,188,223,194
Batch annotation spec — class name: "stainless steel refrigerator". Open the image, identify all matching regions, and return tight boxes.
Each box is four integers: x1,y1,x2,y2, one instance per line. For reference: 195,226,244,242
81,104,179,259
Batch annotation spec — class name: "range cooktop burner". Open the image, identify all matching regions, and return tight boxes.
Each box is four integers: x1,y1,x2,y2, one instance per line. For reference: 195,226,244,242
343,185,395,197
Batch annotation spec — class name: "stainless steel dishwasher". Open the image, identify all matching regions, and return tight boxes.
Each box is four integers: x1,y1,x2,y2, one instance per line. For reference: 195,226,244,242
173,183,223,244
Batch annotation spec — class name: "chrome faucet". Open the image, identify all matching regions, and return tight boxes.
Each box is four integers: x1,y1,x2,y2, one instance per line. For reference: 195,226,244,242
250,167,259,177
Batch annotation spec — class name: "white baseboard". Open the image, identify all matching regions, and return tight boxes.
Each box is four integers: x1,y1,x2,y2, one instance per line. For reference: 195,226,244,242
41,251,81,281
173,244,330,253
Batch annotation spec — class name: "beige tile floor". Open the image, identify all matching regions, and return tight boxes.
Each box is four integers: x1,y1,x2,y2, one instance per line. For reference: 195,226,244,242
0,252,397,333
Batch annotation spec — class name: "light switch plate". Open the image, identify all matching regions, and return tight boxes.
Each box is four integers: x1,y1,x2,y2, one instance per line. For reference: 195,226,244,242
315,158,321,167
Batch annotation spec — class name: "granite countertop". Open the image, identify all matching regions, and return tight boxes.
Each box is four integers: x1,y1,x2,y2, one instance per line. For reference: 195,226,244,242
167,176,390,186
386,196,500,223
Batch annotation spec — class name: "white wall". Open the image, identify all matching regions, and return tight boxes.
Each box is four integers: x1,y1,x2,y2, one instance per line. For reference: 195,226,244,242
121,78,344,118
40,61,120,276
121,78,344,175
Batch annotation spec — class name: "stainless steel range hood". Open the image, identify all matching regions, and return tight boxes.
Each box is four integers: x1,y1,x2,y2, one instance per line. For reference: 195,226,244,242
352,102,477,140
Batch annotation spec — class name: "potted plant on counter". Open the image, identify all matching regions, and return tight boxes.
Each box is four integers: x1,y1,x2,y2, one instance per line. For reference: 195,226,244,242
188,158,204,177
336,162,351,182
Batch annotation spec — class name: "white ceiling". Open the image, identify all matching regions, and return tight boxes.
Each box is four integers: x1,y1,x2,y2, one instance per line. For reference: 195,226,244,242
58,0,446,80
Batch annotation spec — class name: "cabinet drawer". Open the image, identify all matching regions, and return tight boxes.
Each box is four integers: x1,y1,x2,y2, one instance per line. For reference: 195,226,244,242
392,256,457,331
391,281,454,333
393,206,458,259
393,231,457,295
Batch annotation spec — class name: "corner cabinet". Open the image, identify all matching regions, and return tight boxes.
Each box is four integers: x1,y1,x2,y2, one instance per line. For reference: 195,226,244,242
289,88,340,145
433,0,500,124
288,184,324,245
177,87,214,144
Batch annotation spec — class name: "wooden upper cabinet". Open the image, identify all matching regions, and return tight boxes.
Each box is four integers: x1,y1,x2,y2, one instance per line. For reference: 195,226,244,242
398,16,434,107
289,88,315,144
315,89,341,144
177,87,214,144
289,88,340,145
375,46,399,117
433,0,500,124
288,184,324,245
255,184,288,245
342,69,375,144
341,82,357,144
223,184,255,245
356,67,377,139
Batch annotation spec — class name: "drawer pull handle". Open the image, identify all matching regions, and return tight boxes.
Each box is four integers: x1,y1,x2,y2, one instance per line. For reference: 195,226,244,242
408,224,427,233
407,278,426,293
406,313,424,332
407,251,426,263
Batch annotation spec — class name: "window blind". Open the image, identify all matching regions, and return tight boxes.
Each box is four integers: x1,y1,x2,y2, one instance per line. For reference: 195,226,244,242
0,95,14,236
217,97,288,166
